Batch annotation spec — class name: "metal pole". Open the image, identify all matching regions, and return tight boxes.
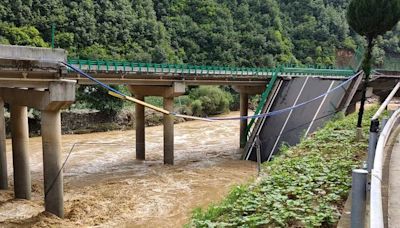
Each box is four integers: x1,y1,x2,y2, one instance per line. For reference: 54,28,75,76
371,82,400,120
51,23,55,49
256,137,261,176
351,169,368,228
381,118,388,131
367,119,379,172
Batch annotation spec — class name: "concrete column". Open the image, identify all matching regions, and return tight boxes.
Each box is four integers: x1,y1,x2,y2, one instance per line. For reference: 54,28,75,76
0,99,8,189
240,93,249,148
163,97,174,165
41,110,64,218
10,105,30,199
135,95,145,160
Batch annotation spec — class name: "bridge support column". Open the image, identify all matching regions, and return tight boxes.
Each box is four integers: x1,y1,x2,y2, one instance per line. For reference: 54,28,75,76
0,99,7,189
10,105,31,199
233,85,265,149
240,93,249,148
163,97,174,165
41,110,64,218
0,81,75,218
129,83,185,165
135,95,145,160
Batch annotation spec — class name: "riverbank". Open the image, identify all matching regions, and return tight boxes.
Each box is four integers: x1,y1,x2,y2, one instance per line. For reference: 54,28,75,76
188,109,378,227
0,111,257,227
3,107,188,137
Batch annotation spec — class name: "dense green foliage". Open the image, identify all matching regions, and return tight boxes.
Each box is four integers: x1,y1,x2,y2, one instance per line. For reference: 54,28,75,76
0,22,48,47
0,0,399,115
189,86,233,116
188,108,377,227
347,0,400,127
142,86,234,117
75,85,126,115
347,0,400,39
0,0,399,67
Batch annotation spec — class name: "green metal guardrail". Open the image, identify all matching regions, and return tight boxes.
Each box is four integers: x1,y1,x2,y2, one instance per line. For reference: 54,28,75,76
376,57,400,72
243,68,281,145
354,46,400,72
67,59,355,77
67,59,276,76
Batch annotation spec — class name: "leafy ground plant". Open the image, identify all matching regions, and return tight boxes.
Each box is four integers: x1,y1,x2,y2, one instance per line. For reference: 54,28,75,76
188,108,378,227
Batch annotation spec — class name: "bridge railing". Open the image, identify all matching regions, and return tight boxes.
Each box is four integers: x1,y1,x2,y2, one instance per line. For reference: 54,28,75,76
354,46,400,72
376,56,400,72
67,59,355,77
351,82,400,227
68,59,276,76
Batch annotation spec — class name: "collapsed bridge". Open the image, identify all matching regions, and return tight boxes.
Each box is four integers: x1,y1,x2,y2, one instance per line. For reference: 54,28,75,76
0,44,399,218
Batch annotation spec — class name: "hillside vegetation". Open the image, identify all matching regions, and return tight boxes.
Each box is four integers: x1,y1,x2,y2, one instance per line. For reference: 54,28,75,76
0,0,398,118
0,0,399,67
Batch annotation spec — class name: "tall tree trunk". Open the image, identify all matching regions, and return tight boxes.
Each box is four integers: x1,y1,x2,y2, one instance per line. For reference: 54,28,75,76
357,37,374,128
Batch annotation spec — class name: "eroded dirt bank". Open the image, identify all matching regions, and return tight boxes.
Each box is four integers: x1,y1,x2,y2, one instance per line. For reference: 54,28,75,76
0,111,256,227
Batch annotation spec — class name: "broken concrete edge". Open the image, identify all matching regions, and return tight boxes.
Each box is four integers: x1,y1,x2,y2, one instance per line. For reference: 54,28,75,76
0,44,67,63
0,80,76,111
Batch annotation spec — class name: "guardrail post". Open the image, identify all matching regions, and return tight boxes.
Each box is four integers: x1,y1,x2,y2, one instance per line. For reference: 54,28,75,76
351,169,368,228
381,118,388,131
256,137,261,176
367,119,379,172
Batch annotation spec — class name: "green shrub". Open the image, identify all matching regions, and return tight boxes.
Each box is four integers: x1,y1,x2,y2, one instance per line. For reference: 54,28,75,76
145,96,163,108
76,85,124,116
189,86,233,117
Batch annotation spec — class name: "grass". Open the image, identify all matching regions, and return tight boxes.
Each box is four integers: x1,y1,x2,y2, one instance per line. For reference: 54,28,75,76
187,108,380,227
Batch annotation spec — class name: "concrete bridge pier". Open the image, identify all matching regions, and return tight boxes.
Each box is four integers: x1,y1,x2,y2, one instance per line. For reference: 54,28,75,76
0,80,75,218
233,86,265,148
0,99,7,189
239,93,249,148
135,95,145,160
163,97,174,165
10,105,31,199
41,110,63,217
129,82,185,165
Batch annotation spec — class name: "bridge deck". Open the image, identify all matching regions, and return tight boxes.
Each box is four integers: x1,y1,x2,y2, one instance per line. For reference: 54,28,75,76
64,60,354,86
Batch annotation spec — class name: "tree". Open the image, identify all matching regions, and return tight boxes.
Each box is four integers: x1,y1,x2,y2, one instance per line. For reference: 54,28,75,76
346,0,400,130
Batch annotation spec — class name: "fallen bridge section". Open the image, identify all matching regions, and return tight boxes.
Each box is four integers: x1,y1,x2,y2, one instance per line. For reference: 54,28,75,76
244,75,357,162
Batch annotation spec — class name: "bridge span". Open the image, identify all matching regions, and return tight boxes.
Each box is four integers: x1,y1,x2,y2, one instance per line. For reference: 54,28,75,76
0,44,399,218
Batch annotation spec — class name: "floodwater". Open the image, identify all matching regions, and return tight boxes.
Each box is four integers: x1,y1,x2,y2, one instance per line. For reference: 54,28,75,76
0,111,257,227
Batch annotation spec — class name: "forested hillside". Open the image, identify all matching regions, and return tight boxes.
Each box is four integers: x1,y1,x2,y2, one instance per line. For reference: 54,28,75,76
0,0,399,67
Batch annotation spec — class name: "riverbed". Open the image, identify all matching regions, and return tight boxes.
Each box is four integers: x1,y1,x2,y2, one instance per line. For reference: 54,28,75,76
0,111,257,227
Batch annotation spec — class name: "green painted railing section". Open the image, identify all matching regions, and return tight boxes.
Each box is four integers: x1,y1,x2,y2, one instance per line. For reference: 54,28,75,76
67,59,355,77
376,57,400,72
243,69,280,146
354,46,400,72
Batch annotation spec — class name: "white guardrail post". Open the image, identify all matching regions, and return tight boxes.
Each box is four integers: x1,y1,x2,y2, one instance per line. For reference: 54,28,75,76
351,169,368,227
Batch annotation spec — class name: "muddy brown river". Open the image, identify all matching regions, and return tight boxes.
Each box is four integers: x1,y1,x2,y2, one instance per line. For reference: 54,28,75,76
0,111,257,227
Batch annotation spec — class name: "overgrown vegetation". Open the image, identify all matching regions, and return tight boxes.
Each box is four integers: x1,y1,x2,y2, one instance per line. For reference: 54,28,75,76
142,86,234,117
0,1,399,119
0,0,399,66
188,108,377,227
189,86,233,117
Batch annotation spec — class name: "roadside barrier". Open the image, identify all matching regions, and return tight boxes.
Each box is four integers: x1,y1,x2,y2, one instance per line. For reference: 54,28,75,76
351,81,400,228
